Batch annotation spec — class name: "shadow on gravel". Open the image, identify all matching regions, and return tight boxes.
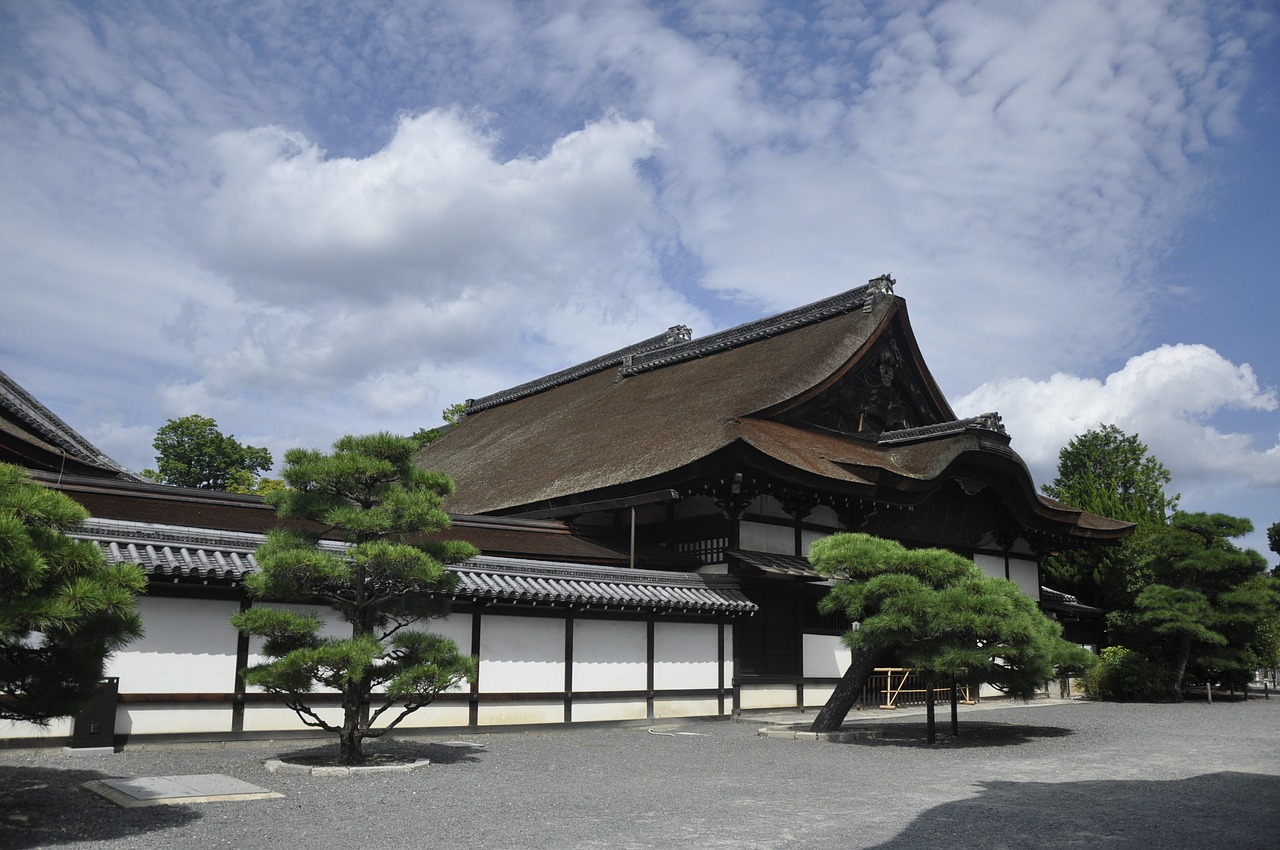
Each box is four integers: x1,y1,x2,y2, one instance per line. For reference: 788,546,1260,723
867,771,1280,849
853,721,1073,748
0,765,199,849
274,739,484,767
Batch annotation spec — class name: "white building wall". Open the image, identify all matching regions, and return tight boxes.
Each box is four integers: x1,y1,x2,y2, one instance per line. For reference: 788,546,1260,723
802,633,850,679
573,620,647,691
739,520,794,555
973,553,1005,580
654,621,718,690
106,596,239,694
1008,558,1040,599
479,615,565,694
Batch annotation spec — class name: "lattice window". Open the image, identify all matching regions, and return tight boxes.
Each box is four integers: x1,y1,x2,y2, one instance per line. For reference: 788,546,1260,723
675,537,729,564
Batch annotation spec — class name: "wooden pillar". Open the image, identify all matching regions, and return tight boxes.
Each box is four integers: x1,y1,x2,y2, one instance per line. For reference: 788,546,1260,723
469,610,482,727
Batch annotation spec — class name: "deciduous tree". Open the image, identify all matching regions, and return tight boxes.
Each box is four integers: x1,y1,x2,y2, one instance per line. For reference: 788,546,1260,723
145,414,273,491
0,463,145,723
1041,424,1177,610
230,433,477,765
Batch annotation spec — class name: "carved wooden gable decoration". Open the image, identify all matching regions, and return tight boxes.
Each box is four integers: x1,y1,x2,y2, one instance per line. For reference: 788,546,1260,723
773,318,949,439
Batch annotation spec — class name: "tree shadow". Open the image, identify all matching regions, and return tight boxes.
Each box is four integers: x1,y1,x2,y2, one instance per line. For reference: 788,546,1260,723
0,765,200,849
275,738,485,767
867,771,1280,849
849,721,1074,748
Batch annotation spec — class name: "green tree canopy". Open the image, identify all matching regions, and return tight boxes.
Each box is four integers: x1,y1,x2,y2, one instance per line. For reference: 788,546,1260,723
1041,424,1177,610
230,433,477,765
144,414,273,491
0,463,145,724
1133,512,1278,700
807,533,1092,732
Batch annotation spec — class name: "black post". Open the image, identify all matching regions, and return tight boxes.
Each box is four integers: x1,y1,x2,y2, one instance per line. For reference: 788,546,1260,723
925,670,936,745
950,677,959,736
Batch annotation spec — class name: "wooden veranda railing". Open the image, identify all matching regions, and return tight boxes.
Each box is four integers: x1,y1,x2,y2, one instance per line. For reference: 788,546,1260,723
863,668,977,710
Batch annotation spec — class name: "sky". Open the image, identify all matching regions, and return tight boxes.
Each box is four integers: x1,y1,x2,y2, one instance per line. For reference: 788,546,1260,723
1,0,1277,558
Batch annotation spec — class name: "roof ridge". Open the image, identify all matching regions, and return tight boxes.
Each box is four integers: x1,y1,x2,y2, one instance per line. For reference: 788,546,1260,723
463,324,692,415
618,276,893,378
0,367,138,478
876,412,1007,445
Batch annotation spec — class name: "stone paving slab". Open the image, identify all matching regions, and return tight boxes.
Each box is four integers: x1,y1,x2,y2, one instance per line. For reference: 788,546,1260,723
83,774,284,807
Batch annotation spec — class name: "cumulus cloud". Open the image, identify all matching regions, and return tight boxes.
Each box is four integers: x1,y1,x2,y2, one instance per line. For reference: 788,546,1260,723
956,344,1280,494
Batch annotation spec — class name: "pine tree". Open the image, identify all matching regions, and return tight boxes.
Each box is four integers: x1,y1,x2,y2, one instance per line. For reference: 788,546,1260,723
230,433,477,765
1135,512,1278,700
808,533,1091,733
0,463,145,723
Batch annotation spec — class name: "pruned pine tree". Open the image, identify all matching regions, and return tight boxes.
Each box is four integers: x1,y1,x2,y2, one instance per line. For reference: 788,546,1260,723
230,433,477,765
1135,512,1278,700
808,533,1093,734
0,463,145,723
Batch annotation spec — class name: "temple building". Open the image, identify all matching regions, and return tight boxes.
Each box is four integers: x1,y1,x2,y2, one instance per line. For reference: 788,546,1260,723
419,277,1127,707
1,278,1123,747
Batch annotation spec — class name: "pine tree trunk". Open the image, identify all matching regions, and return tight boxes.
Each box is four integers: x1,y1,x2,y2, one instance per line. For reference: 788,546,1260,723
339,686,366,766
1170,632,1193,703
809,647,883,733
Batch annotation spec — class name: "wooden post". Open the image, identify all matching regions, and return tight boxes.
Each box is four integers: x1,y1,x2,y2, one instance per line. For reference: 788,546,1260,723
925,670,936,745
950,677,959,737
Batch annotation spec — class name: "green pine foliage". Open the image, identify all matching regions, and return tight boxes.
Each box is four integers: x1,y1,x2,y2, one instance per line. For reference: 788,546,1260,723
811,533,1092,722
0,463,145,724
1129,512,1279,700
230,433,477,765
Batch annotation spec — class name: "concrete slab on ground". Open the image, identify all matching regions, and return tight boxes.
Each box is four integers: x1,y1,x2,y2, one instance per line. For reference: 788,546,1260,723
83,774,283,807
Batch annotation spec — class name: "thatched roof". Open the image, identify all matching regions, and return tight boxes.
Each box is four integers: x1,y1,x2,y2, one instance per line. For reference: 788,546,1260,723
420,280,1131,544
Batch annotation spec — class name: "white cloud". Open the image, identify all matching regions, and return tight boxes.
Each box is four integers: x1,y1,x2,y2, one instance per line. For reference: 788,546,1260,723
955,344,1280,528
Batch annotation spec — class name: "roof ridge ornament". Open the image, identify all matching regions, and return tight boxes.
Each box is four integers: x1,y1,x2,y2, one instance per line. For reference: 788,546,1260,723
863,274,895,312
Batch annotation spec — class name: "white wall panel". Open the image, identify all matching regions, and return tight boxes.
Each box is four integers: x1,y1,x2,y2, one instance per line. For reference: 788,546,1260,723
106,597,239,694
739,521,793,555
803,633,850,679
573,620,646,692
1008,558,1040,599
654,622,717,690
479,615,565,693
973,553,1006,580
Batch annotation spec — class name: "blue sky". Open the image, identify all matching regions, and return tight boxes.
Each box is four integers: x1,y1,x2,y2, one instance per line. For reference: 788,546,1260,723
1,0,1277,557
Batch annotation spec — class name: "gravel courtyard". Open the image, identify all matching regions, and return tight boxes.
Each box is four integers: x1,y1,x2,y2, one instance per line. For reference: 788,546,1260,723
2,698,1277,849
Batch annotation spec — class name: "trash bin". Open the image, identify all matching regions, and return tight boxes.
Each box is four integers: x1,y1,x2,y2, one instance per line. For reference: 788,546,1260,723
70,677,119,749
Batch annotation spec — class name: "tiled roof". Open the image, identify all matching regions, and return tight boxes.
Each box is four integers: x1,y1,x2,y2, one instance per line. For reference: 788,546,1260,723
725,549,824,580
0,368,139,479
70,518,756,615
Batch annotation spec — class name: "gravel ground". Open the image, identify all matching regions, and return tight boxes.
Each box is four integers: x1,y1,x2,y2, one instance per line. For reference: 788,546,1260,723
2,698,1278,849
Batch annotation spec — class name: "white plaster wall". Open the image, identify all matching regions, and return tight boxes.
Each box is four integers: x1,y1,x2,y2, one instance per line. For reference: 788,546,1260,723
107,597,240,694
739,520,794,555
654,622,718,690
803,685,836,708
803,633,850,679
801,529,829,556
116,705,231,736
573,620,646,692
653,697,719,718
723,627,734,688
750,494,790,520
572,699,648,723
0,717,71,742
479,615,565,694
426,612,477,694
242,703,345,733
809,506,840,530
1008,558,1040,599
738,685,797,710
477,701,562,726
973,553,1006,580
391,701,471,729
